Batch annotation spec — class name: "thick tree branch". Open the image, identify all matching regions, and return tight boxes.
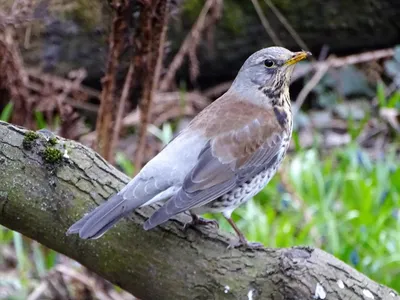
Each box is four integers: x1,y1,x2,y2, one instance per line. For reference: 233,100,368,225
0,121,398,300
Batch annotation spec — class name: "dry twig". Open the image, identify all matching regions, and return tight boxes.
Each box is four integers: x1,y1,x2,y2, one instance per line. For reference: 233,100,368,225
159,0,222,91
0,29,31,126
112,61,135,161
0,1,33,126
0,0,35,29
95,0,129,161
123,90,209,128
27,262,137,300
293,47,396,112
134,0,171,172
133,3,158,172
251,0,282,46
293,61,330,114
263,0,311,54
0,0,101,137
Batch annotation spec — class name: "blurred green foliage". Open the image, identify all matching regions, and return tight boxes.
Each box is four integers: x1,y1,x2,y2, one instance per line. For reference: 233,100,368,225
0,229,59,299
226,144,400,291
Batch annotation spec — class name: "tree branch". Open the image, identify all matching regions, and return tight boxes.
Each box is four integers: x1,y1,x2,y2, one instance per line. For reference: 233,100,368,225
0,121,398,300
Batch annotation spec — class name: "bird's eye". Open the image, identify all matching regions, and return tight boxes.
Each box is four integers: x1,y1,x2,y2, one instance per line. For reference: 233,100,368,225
264,59,275,68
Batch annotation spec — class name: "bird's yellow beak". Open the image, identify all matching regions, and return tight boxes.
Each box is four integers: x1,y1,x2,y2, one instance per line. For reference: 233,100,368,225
284,51,312,66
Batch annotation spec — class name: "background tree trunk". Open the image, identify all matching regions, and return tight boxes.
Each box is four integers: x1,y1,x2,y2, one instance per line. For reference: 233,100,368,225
0,121,398,300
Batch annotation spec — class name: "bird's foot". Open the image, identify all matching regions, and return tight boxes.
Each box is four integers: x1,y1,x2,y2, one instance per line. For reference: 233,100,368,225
227,236,264,250
224,217,264,249
183,215,219,231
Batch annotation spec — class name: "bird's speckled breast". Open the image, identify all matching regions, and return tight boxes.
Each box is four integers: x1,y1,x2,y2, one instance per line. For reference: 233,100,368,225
191,133,291,217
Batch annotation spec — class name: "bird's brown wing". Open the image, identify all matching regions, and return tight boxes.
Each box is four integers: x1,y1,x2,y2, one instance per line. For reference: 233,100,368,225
144,96,290,230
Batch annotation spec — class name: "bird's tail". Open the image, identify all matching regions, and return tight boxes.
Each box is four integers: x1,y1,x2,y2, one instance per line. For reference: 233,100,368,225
67,194,129,239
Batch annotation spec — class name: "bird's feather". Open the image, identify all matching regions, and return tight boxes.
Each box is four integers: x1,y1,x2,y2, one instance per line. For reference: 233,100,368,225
67,175,169,239
66,127,208,239
144,92,290,230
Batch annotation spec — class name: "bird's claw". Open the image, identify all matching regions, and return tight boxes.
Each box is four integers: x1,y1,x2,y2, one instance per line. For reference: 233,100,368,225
183,216,219,231
227,238,264,250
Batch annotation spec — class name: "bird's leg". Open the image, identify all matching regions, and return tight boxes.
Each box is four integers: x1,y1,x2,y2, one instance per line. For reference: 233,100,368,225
183,213,219,230
225,217,263,249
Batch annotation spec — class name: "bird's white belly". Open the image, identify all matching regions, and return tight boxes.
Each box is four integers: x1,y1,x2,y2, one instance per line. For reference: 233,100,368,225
192,141,289,217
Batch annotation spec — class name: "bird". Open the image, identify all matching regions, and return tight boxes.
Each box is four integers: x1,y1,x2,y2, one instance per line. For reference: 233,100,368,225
67,46,311,248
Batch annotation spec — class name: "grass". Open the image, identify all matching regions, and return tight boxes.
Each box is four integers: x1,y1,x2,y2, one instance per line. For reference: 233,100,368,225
0,230,58,299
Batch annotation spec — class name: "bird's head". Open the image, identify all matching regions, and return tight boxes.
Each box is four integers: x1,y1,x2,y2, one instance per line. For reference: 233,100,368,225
231,47,311,103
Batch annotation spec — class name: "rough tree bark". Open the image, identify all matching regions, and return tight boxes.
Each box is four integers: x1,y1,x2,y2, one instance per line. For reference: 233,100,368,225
0,121,398,300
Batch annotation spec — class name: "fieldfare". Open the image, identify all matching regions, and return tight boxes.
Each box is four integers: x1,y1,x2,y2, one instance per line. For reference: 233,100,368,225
67,46,311,248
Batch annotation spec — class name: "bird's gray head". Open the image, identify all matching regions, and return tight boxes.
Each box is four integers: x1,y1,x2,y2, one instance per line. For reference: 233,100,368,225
231,47,311,102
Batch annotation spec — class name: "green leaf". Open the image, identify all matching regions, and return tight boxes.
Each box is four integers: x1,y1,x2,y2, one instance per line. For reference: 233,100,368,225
387,92,400,109
376,81,386,107
115,151,135,177
292,130,302,152
45,249,57,269
34,111,46,129
0,102,13,122
12,232,26,274
32,242,46,277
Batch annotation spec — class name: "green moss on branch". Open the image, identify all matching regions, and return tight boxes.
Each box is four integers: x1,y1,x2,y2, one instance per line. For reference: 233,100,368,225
22,131,39,150
42,147,63,164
